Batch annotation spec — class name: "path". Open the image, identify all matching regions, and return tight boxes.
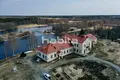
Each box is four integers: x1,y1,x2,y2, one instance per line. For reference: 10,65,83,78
27,55,120,80
45,56,120,73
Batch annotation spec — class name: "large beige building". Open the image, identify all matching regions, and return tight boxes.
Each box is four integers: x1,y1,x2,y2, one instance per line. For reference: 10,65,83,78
36,34,97,62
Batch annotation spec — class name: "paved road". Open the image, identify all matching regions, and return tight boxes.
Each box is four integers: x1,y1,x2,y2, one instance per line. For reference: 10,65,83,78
84,56,120,73
27,55,120,80
26,57,49,80
45,56,120,73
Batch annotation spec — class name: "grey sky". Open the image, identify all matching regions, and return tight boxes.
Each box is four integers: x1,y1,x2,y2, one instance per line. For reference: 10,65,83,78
0,0,120,15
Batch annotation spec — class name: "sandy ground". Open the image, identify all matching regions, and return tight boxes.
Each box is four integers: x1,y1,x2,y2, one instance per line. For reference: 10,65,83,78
93,39,120,66
17,24,48,29
103,41,120,65
0,53,36,80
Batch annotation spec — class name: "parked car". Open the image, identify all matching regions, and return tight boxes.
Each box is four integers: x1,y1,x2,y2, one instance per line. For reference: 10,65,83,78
43,73,51,80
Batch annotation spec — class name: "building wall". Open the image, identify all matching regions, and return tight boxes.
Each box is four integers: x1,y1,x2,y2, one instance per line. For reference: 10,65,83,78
69,38,92,56
89,38,97,46
71,38,92,56
36,36,97,62
81,38,92,56
46,47,73,62
37,47,73,62
59,47,73,57
72,42,82,55
46,52,58,62
94,38,97,44
36,50,47,61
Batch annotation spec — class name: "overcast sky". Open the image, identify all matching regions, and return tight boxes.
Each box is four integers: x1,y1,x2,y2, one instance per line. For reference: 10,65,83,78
0,0,120,15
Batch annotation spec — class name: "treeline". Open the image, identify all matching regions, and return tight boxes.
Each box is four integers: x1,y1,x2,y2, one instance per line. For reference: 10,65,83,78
1,15,120,24
0,17,68,25
0,23,17,32
1,15,119,19
52,23,69,37
94,26,120,41
0,17,38,25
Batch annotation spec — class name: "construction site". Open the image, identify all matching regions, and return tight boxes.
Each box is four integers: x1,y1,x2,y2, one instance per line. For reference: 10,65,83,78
51,60,120,80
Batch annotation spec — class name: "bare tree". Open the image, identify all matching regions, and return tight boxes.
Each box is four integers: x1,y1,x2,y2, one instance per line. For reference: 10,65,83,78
28,32,38,50
3,44,7,59
4,41,11,59
7,33,18,56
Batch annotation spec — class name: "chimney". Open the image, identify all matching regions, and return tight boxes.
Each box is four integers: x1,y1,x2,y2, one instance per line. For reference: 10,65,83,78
80,35,84,38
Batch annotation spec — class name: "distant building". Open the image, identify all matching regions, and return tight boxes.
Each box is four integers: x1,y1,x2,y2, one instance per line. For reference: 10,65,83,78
36,34,97,62
69,27,78,31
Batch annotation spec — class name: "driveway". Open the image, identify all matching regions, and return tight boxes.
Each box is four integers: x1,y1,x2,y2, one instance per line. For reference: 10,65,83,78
44,56,120,73
27,55,120,80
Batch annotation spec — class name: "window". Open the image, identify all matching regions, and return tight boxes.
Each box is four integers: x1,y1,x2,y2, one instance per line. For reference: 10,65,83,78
74,44,75,46
84,45,86,47
42,54,44,58
51,55,53,58
77,49,78,52
54,54,56,57
67,50,68,53
64,51,65,54
39,52,41,56
77,44,78,47
84,50,85,54
45,56,47,60
74,48,75,52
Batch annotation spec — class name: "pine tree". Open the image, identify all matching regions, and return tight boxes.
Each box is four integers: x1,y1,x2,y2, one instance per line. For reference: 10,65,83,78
79,29,85,36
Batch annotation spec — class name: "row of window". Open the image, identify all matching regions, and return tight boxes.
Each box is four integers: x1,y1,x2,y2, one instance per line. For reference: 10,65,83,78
74,48,81,53
74,43,79,47
38,48,73,60
51,53,57,58
50,48,73,59
39,52,47,60
74,48,78,52
64,48,73,54
84,43,90,48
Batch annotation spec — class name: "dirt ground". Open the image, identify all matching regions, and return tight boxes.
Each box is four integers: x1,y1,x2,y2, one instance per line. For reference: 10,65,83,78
50,61,120,80
0,54,36,80
103,40,120,65
93,39,120,66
